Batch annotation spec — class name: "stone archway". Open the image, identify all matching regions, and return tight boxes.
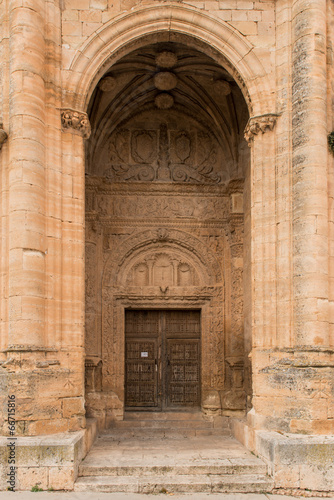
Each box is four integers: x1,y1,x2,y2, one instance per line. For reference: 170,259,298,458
62,4,274,115
83,39,251,428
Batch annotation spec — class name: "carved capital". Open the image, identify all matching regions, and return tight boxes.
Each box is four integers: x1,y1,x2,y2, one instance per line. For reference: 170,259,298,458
61,109,91,139
244,113,278,145
0,125,8,150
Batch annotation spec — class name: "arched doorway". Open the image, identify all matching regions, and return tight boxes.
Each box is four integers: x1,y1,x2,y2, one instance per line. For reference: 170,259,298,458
83,40,251,428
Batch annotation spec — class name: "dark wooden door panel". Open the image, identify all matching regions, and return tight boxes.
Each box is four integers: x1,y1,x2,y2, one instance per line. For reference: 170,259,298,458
165,310,201,338
166,339,200,407
125,310,160,337
125,310,200,410
125,340,158,407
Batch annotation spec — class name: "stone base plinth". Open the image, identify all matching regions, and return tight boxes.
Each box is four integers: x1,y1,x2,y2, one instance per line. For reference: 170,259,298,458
85,392,123,430
0,419,97,491
232,418,334,493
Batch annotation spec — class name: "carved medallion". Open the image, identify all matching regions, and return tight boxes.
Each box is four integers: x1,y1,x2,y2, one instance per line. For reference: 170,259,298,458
155,51,178,68
110,129,130,163
155,93,174,109
131,130,157,163
175,132,191,163
154,72,178,91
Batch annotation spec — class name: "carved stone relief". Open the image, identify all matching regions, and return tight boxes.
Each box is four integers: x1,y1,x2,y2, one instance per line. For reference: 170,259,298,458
0,125,7,150
125,251,199,287
244,113,278,144
85,243,99,357
105,123,221,183
85,178,245,418
103,228,222,287
101,195,229,220
61,109,91,139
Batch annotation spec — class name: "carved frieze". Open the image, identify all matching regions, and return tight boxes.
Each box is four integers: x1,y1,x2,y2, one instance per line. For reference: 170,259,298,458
61,109,91,139
105,123,221,183
244,113,278,144
92,194,229,220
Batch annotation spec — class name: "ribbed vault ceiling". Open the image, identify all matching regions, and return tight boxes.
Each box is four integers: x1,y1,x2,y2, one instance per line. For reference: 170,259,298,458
86,42,249,184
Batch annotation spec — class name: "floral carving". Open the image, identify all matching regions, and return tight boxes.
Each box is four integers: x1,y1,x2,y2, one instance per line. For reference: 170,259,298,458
61,109,91,139
244,113,278,144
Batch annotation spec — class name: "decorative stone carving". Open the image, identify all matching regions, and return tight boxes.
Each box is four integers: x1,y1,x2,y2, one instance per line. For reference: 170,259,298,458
131,130,157,163
102,228,222,287
99,76,116,92
125,251,199,287
154,72,177,91
85,357,102,392
175,131,191,163
328,131,334,155
244,113,278,144
157,123,171,180
155,51,178,68
61,109,91,139
155,93,174,109
111,129,130,163
105,123,221,183
85,243,99,356
0,125,7,150
107,195,228,220
157,228,169,241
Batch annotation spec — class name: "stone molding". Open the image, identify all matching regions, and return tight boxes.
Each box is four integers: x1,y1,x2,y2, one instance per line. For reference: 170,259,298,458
61,109,91,139
244,113,278,144
0,125,7,150
65,4,274,115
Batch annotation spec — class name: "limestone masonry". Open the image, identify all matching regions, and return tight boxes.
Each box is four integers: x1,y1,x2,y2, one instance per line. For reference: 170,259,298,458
0,0,334,493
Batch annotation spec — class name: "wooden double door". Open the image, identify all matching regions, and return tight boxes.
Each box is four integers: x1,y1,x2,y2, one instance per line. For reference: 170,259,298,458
125,310,201,410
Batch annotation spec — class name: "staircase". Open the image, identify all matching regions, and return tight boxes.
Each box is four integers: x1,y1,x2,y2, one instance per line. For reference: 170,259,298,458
75,412,274,493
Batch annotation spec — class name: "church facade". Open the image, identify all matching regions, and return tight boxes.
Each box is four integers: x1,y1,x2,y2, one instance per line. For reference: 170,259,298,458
0,0,334,492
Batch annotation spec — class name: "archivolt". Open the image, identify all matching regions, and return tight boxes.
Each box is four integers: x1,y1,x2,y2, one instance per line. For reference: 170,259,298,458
62,4,274,116
102,228,223,287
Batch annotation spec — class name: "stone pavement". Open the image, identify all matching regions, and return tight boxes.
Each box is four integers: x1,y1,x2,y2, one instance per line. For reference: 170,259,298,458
0,494,333,500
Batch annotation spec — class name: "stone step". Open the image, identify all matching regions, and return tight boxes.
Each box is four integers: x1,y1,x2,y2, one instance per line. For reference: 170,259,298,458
110,419,215,429
124,411,220,422
100,427,231,438
74,474,274,493
79,459,267,477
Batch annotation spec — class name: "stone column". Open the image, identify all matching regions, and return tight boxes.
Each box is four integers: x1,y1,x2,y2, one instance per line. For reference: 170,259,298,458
292,0,329,347
244,115,280,431
8,0,46,349
60,109,90,352
244,114,278,350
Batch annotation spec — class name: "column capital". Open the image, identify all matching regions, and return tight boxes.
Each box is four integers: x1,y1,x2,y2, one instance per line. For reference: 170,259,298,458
244,113,278,145
0,125,8,150
61,109,91,139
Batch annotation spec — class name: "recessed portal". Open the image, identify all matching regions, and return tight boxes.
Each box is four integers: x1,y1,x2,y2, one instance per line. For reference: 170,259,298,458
84,39,250,427
125,310,201,410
